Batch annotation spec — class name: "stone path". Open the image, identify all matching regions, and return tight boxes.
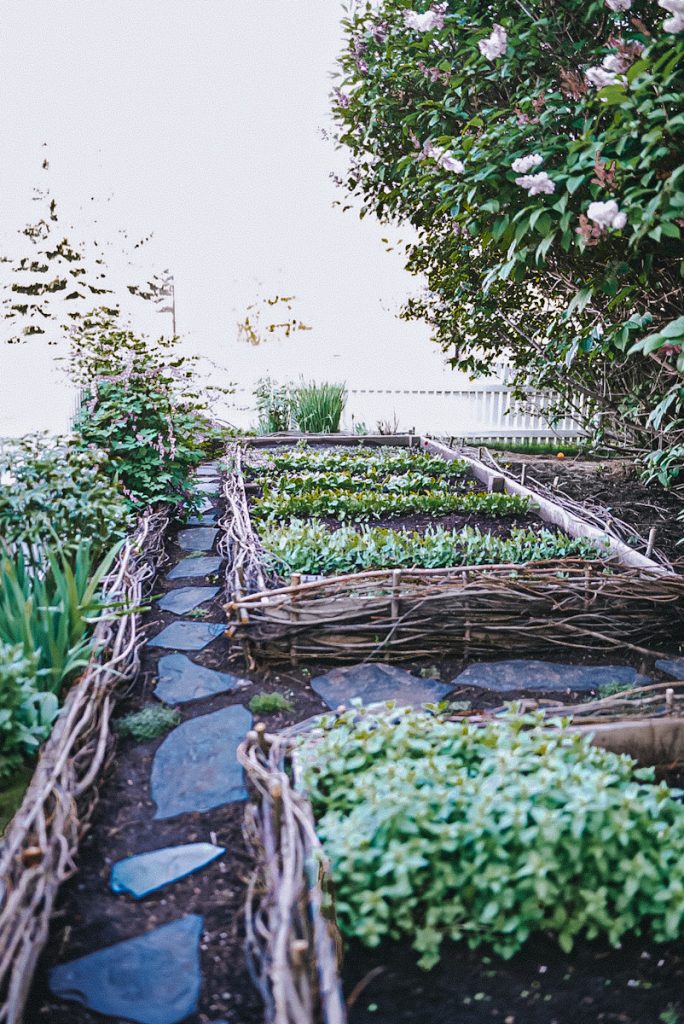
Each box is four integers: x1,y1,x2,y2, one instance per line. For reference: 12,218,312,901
48,461,253,1024
450,659,650,694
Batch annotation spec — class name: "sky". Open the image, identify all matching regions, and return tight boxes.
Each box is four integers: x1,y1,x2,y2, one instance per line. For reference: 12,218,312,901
0,0,474,436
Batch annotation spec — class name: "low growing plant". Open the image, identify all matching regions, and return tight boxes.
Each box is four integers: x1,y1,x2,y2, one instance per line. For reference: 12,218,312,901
248,692,294,715
252,487,531,523
260,520,599,575
115,703,181,742
253,447,467,478
299,707,684,967
0,642,58,783
291,380,347,433
254,470,473,496
255,377,293,434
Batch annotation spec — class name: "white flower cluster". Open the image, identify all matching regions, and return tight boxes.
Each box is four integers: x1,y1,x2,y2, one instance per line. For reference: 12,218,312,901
587,200,627,230
605,0,631,10
423,140,464,173
585,50,628,89
403,4,447,32
478,23,507,60
515,171,555,196
511,153,543,174
659,0,684,32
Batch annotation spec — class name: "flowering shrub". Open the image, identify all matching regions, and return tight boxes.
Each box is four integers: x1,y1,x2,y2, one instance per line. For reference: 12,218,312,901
260,519,599,574
333,1,684,477
300,707,684,966
71,311,210,509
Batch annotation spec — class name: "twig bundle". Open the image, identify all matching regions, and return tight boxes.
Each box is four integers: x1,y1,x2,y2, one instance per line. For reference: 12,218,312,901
0,510,169,1024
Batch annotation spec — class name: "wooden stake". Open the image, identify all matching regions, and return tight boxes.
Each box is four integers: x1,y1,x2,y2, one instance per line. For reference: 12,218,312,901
646,527,657,559
520,464,527,486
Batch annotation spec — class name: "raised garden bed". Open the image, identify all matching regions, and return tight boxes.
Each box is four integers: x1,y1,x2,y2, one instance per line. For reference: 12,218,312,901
223,436,684,665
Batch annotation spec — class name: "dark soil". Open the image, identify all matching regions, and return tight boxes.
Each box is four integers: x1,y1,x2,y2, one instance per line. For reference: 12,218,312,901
492,452,684,566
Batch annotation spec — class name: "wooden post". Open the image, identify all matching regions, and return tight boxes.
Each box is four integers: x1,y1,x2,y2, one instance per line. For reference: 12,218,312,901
520,464,527,487
489,474,505,493
646,527,657,559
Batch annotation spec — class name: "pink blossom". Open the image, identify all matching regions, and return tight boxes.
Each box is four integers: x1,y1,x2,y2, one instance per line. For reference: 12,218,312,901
511,154,543,174
478,24,507,61
372,20,389,43
585,65,624,88
422,141,464,173
659,0,684,31
334,88,351,108
606,0,631,9
403,4,447,32
587,200,627,230
515,171,555,196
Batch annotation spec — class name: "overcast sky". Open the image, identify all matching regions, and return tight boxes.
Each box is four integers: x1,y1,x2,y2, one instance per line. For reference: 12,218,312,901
0,0,470,435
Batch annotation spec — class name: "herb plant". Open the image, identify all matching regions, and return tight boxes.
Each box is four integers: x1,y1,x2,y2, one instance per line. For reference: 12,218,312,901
248,692,294,715
300,707,684,967
115,703,181,742
252,447,468,477
291,381,347,433
260,520,600,575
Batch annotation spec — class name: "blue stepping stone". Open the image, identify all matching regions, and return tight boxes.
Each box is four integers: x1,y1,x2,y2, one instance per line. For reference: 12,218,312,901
149,621,224,651
186,512,219,526
196,464,220,477
198,496,217,513
167,555,221,580
311,663,452,710
656,657,684,680
48,915,203,1024
151,705,252,819
155,653,249,703
178,527,218,551
111,842,225,898
450,659,649,694
196,481,219,495
157,586,219,615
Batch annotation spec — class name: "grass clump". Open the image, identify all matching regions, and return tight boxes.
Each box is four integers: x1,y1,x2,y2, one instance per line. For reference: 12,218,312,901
115,703,181,742
249,692,294,715
291,381,347,433
299,707,684,968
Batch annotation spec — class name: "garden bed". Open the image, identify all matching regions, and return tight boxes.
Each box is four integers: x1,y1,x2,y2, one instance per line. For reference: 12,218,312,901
0,511,169,1024
224,435,684,665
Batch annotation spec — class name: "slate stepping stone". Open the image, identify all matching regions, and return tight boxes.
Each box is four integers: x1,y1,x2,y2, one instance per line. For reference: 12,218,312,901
196,464,220,477
187,512,219,526
167,555,221,580
178,527,218,551
151,705,252,819
196,481,219,495
111,842,225,898
311,663,452,710
154,653,249,703
48,915,203,1024
157,586,219,615
450,659,649,694
656,657,684,680
198,497,217,513
149,621,224,651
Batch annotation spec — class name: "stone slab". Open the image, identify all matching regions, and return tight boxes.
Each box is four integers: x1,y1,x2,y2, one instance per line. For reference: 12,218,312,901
196,464,220,477
148,621,224,651
167,555,221,580
154,653,249,703
311,663,452,710
186,512,219,526
198,497,217,513
656,657,684,680
151,705,252,819
157,587,219,615
196,481,219,495
49,915,203,1024
178,527,218,551
111,842,225,898
450,659,649,694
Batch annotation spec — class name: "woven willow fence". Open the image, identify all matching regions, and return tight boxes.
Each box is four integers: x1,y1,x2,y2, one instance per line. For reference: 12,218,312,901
0,510,169,1024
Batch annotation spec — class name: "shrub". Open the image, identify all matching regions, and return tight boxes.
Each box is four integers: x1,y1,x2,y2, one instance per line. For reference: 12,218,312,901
248,692,294,715
115,703,181,742
255,377,293,433
70,310,213,509
300,707,684,967
0,434,131,554
260,520,600,575
291,381,347,433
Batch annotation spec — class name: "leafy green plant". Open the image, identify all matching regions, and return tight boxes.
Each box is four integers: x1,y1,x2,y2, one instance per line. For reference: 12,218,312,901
248,692,294,715
252,447,465,478
260,519,600,574
0,434,132,554
300,707,684,967
255,377,293,433
252,487,531,523
115,703,181,742
597,680,635,698
291,381,347,433
254,470,472,496
70,310,215,509
0,539,120,693
0,642,58,783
